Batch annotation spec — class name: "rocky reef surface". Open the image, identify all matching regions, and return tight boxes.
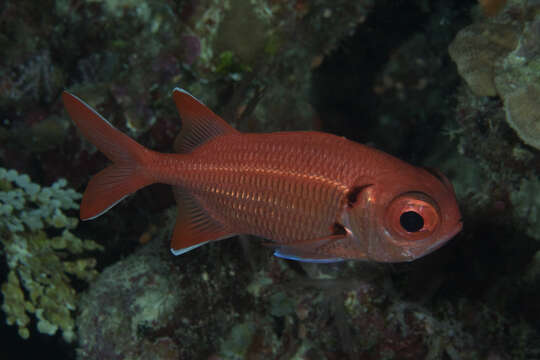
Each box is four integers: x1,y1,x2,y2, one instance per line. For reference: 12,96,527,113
1,0,539,359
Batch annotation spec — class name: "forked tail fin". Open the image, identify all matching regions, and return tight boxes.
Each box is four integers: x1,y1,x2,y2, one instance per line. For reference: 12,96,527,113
62,91,155,220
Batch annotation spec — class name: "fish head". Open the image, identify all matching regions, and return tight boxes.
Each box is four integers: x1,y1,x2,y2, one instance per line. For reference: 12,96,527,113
345,167,462,262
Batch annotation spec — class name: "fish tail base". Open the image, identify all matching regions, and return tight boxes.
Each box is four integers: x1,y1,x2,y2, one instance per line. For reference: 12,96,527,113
62,91,155,220
80,163,153,220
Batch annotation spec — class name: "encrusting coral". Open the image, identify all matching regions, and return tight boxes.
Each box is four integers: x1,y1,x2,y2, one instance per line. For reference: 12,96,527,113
0,167,103,342
449,0,540,150
448,22,518,97
504,84,540,150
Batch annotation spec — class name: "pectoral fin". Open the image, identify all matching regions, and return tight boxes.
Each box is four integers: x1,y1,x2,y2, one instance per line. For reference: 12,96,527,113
271,234,346,263
273,247,344,263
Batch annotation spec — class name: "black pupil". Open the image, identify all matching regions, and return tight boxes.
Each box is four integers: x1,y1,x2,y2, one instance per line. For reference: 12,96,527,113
400,211,424,232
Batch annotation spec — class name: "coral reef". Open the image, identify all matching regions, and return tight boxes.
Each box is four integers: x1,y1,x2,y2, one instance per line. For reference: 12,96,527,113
442,3,540,357
447,0,540,244
448,22,518,97
449,0,540,150
504,84,540,150
0,168,103,342
1,0,540,358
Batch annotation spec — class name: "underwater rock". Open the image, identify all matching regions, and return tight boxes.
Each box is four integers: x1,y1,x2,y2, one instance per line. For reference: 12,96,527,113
76,236,183,359
76,212,255,359
76,223,526,359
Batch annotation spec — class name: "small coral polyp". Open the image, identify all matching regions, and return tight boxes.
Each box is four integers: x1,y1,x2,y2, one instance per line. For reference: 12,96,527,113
0,167,103,342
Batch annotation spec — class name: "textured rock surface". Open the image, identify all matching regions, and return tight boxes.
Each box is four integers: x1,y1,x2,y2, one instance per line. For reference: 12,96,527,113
77,234,183,359
76,226,509,359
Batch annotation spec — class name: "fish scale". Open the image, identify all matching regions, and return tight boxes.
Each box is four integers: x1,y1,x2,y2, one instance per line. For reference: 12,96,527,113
159,133,353,244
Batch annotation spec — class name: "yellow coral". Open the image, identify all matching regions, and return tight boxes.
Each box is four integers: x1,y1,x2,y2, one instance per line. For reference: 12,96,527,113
1,271,31,339
0,168,103,341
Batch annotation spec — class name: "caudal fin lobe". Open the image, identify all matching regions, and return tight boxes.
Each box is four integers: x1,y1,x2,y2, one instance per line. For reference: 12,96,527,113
62,91,154,220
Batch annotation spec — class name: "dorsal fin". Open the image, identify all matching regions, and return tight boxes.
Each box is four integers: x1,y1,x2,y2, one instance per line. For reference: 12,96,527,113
172,88,238,153
170,186,235,255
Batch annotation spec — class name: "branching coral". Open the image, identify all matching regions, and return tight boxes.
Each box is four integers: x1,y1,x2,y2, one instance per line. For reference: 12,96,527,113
0,167,103,342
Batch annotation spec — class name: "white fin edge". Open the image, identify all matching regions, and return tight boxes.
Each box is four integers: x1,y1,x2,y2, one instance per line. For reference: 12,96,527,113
171,241,209,256
172,87,206,104
64,91,116,129
273,249,344,263
82,195,128,221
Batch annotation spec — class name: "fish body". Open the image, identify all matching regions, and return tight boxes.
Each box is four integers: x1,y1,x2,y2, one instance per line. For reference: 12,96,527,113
63,88,462,263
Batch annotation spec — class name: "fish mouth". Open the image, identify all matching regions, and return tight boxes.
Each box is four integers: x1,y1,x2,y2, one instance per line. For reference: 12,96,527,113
408,219,463,260
449,218,463,238
431,219,463,249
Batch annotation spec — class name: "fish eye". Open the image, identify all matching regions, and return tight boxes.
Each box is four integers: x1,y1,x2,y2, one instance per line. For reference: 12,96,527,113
400,211,424,232
385,192,440,241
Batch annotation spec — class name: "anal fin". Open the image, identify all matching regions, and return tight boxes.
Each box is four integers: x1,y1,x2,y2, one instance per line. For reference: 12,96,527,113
171,186,235,255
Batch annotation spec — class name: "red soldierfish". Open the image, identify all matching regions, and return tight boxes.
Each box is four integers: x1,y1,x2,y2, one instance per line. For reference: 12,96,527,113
62,88,462,263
